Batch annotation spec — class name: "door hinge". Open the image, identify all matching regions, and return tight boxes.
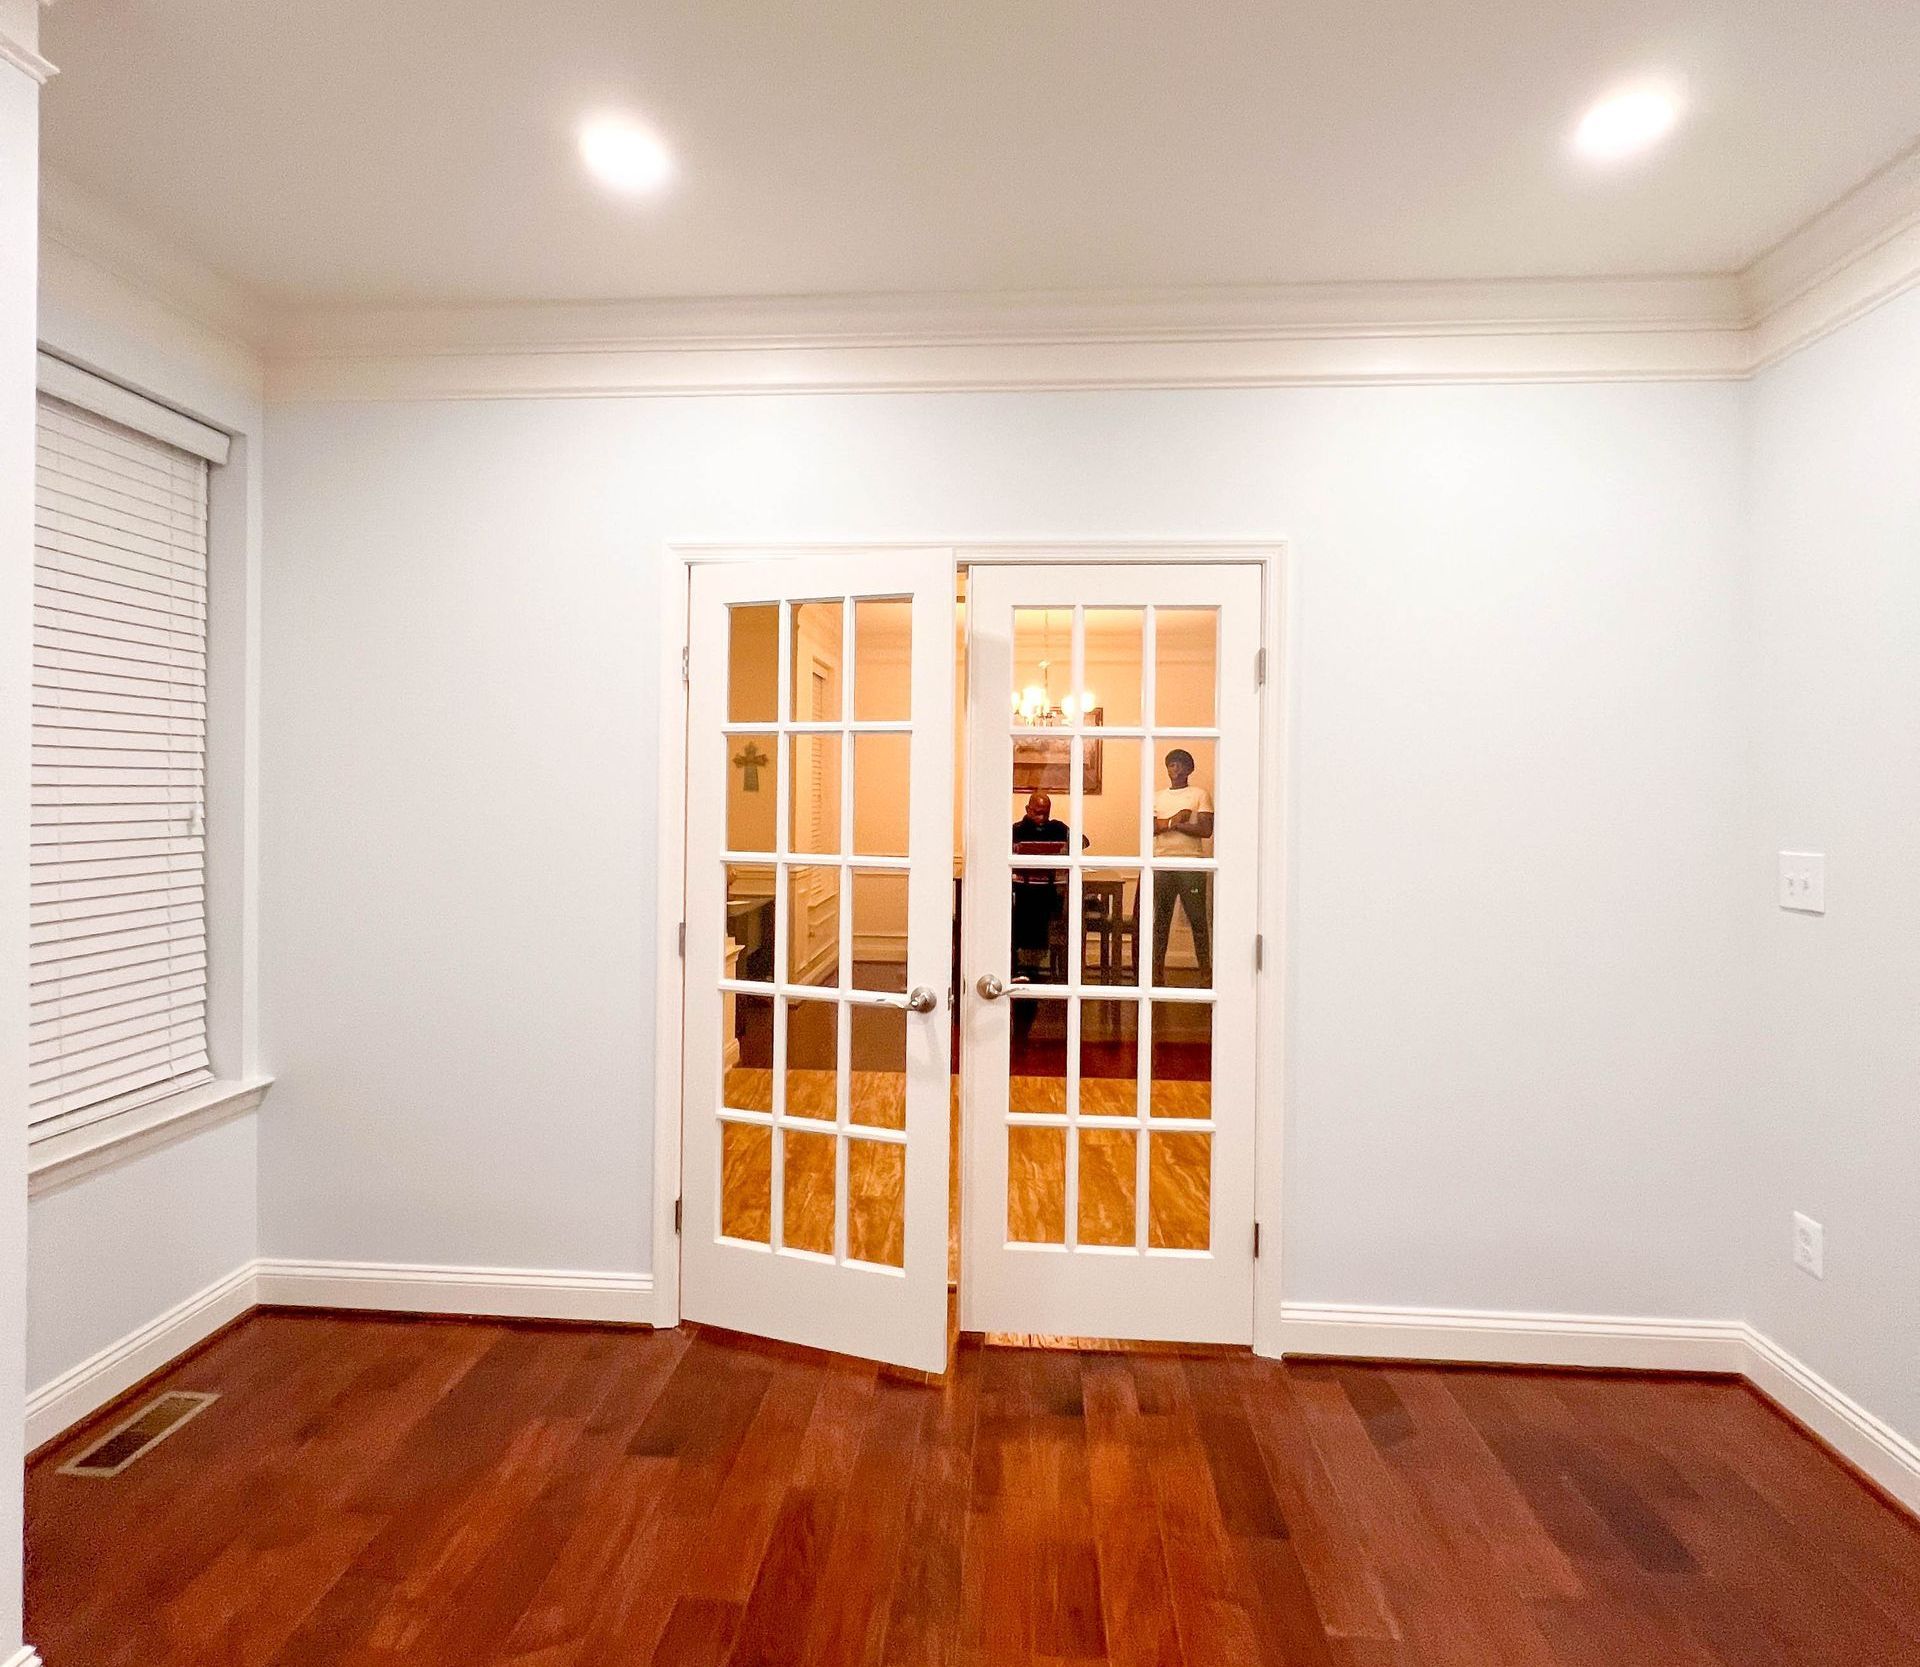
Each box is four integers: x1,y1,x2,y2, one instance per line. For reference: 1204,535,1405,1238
681,644,690,684
673,1197,683,1235
677,921,686,958
1254,1221,1262,1259
1256,646,1267,686
1254,932,1264,971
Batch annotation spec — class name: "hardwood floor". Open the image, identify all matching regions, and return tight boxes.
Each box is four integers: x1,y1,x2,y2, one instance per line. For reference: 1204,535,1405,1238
26,1312,1920,1666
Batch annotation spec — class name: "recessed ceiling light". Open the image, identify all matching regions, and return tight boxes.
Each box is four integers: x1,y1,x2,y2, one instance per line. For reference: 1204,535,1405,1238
579,115,673,195
1573,85,1681,163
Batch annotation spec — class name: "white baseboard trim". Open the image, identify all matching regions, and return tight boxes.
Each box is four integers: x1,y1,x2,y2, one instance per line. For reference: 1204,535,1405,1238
25,1274,1918,1520
252,1258,656,1326
25,1256,660,1447
1278,1301,1751,1375
5,1646,45,1667
26,1262,256,1452
1744,1325,1920,1516
1277,1301,1920,1517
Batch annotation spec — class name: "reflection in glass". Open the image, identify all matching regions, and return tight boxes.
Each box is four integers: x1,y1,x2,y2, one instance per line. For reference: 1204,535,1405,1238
1078,1127,1137,1247
1080,869,1140,987
782,1128,836,1254
1008,1125,1066,1244
850,870,909,993
852,733,910,857
848,1138,905,1267
1149,1001,1213,1119
790,600,844,723
1009,999,1067,1113
788,732,842,855
786,866,841,987
728,604,779,724
723,992,773,1111
1153,608,1218,729
1078,999,1139,1118
1149,1132,1211,1251
726,734,777,852
720,1121,771,1243
854,599,912,722
849,1004,907,1129
782,996,837,1122
723,864,775,984
1084,608,1144,728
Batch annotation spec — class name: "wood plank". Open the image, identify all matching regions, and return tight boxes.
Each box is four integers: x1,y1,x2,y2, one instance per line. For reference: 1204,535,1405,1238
1081,1354,1185,1667
1231,1358,1401,1647
24,1316,1920,1667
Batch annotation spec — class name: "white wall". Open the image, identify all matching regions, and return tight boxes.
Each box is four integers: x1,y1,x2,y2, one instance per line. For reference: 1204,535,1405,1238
261,381,1749,1320
1742,283,1920,1445
28,243,266,1401
26,1118,256,1390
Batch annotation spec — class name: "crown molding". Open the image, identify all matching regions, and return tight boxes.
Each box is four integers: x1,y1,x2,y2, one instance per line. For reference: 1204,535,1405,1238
40,143,1920,400
1744,139,1920,371
40,171,279,351
1743,140,1920,319
266,277,1751,399
0,30,53,83
277,274,1744,356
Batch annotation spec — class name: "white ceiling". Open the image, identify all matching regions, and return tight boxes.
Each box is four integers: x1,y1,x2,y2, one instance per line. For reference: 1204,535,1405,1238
39,0,1920,310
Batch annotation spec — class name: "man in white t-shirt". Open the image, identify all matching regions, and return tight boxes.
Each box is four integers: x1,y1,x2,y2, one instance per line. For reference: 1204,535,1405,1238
1151,748,1214,984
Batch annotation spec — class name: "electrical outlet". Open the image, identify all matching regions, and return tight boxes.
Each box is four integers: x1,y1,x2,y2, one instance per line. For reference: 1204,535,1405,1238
1778,851,1826,913
1792,1212,1825,1280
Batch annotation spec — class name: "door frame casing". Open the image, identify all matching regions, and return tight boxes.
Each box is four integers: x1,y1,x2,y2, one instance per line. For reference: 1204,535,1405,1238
653,541,1293,1356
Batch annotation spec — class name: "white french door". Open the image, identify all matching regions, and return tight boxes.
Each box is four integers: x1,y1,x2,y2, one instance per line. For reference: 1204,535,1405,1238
682,550,954,1373
963,564,1262,1343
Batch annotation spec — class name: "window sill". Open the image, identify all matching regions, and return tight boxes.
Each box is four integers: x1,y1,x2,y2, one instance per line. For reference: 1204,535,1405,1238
28,1075,274,1199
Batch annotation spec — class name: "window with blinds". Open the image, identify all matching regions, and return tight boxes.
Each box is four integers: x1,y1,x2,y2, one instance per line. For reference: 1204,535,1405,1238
32,395,212,1133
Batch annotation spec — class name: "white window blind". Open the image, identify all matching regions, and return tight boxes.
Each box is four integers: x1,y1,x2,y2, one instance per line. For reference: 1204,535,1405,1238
31,394,212,1133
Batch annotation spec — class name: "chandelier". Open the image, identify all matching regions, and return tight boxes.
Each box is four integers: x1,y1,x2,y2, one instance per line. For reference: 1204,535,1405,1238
1013,671,1096,725
1012,614,1094,725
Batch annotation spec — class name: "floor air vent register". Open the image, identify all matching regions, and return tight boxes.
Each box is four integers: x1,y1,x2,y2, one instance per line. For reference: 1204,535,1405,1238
57,1391,219,1478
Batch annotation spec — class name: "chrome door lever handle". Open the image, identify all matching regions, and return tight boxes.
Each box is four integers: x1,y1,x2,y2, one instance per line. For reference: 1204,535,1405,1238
905,985,938,1014
975,974,1008,1001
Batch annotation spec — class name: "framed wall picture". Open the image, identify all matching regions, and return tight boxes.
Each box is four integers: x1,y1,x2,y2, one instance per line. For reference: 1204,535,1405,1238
1012,710,1102,794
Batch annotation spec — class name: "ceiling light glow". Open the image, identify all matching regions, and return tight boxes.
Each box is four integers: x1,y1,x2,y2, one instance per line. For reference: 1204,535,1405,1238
579,115,673,194
1573,85,1680,162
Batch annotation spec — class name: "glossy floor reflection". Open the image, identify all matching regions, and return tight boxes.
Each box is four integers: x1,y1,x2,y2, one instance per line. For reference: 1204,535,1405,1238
716,1071,1213,1266
29,1314,1920,1667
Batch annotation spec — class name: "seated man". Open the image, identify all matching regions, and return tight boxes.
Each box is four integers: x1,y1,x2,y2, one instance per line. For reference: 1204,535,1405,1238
1152,749,1214,984
1011,791,1072,980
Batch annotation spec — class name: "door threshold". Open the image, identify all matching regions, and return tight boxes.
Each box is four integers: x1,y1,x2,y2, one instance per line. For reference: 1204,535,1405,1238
968,1330,1252,1357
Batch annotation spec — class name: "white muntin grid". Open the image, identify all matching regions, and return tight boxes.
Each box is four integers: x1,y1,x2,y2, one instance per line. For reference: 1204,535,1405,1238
714,594,916,1273
1004,602,1220,1256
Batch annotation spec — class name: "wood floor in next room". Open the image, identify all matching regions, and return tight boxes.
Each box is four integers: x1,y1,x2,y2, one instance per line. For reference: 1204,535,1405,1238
26,1313,1920,1667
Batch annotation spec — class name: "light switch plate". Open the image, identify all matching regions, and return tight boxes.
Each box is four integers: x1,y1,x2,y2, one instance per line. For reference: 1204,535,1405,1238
1778,851,1826,914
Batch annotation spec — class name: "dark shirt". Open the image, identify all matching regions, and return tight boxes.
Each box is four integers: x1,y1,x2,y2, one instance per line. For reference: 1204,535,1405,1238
1012,817,1072,851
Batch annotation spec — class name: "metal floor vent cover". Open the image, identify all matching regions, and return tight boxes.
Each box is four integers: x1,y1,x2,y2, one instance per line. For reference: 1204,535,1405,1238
58,1391,218,1478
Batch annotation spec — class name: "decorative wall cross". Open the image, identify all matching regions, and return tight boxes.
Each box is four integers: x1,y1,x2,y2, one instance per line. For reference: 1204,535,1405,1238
733,740,768,791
